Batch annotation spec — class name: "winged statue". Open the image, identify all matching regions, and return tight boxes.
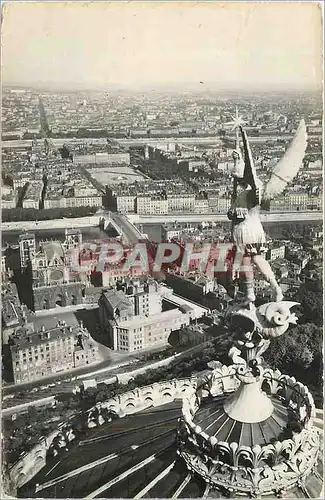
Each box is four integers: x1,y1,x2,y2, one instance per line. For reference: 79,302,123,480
227,118,308,305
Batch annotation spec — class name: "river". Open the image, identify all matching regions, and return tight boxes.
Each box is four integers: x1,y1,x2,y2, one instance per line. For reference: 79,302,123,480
2,220,321,247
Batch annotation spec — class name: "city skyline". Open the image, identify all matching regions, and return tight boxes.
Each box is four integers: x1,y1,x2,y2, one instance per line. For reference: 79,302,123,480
2,2,323,91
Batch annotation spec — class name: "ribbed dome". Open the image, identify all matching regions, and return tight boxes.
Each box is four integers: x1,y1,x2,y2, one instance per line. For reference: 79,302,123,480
193,393,289,447
12,298,322,499
18,401,323,499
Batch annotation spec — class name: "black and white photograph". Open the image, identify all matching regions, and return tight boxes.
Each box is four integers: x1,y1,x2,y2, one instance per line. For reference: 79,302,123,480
1,2,323,499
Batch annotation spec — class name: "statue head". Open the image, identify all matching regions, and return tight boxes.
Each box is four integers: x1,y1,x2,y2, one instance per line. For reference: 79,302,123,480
231,149,245,180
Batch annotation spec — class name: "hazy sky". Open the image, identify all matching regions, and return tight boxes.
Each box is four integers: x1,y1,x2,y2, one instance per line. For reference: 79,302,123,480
2,2,323,90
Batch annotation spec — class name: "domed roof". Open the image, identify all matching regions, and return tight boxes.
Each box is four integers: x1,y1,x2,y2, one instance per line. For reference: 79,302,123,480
193,393,289,447
19,400,323,499
10,300,323,499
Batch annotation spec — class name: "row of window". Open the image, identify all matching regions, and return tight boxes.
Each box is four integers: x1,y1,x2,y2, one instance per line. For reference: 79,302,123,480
18,344,73,357
15,352,75,368
15,362,74,377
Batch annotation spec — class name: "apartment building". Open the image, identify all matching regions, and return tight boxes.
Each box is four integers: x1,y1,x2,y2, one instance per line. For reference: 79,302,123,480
99,265,147,287
9,323,100,384
115,194,136,213
166,193,196,213
136,195,168,215
162,225,187,241
111,308,190,352
12,175,33,189
207,192,219,212
64,195,102,208
216,197,231,213
267,245,286,261
98,279,195,352
270,192,322,211
44,191,102,209
194,196,209,214
74,186,99,197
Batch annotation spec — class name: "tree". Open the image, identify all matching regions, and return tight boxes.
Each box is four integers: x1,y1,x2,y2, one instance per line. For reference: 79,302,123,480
265,323,321,369
79,387,98,410
2,174,14,188
201,346,217,364
55,392,77,410
264,323,322,404
294,278,323,326
60,144,72,159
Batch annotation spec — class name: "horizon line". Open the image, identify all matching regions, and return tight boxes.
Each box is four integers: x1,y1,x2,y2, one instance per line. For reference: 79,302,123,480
2,81,322,93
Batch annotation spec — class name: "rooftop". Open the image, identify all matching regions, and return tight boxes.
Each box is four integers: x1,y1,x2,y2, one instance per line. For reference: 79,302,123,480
10,323,82,350
102,289,133,311
114,306,189,329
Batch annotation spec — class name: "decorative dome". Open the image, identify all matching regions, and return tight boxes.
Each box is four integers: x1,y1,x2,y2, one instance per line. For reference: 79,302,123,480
176,302,322,498
17,375,322,500
178,364,320,498
7,297,322,500
17,301,322,500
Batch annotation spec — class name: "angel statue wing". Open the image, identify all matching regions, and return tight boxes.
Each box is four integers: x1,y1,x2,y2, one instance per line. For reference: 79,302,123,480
262,119,308,204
